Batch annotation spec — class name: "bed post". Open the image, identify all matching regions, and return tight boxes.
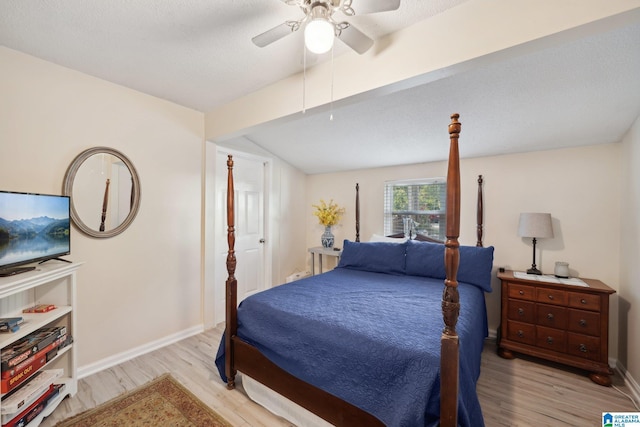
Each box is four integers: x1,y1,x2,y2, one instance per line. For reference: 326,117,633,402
441,114,461,427
477,175,484,247
225,155,238,390
355,183,360,242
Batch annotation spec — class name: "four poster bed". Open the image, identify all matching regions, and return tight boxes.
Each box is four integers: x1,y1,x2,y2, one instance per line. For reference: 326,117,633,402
215,114,494,426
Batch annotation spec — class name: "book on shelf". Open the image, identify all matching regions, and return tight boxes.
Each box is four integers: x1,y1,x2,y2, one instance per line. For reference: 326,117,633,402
1,335,66,379
1,369,63,420
0,353,47,394
1,326,66,371
2,383,63,427
58,334,73,351
0,318,23,334
2,384,48,424
29,327,66,353
22,304,56,314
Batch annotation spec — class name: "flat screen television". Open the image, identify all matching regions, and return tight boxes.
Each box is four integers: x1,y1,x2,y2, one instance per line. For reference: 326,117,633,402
0,191,71,276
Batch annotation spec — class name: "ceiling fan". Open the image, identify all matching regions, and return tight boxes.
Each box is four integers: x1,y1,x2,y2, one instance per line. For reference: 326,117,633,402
252,0,401,55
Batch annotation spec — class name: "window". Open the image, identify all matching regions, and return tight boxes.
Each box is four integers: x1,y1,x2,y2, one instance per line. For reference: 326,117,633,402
383,178,446,241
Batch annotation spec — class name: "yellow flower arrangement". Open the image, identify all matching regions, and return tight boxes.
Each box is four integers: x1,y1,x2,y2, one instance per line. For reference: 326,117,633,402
312,199,345,227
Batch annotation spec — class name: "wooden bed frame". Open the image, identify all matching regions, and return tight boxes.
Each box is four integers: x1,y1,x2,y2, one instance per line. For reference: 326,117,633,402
224,114,481,427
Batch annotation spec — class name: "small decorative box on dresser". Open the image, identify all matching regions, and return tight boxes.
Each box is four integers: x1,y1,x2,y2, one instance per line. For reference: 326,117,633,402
497,270,616,386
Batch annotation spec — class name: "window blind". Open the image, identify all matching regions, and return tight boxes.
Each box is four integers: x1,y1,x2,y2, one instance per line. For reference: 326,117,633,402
383,178,446,240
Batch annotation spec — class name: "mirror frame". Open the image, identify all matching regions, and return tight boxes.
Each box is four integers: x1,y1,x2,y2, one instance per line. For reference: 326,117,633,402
63,147,141,238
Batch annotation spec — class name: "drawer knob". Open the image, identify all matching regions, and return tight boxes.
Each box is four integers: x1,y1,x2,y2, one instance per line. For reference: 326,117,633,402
581,299,587,305
518,308,524,316
519,290,524,295
579,319,587,327
547,313,554,320
517,330,524,338
548,294,554,300
579,344,588,353
547,337,554,345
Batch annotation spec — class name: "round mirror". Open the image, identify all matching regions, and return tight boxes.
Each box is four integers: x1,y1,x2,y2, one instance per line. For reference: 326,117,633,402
63,147,141,238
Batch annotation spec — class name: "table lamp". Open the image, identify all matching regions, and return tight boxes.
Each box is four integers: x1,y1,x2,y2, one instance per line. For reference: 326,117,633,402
518,213,553,275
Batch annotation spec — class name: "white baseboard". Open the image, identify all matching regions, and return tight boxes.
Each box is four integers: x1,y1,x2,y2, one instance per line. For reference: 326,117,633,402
78,324,205,379
615,359,640,409
487,328,497,340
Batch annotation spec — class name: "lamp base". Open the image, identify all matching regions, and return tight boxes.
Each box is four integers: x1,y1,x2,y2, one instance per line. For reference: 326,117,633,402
526,267,542,275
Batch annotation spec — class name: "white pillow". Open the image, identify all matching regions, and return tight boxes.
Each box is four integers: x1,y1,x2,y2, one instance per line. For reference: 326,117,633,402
369,233,408,243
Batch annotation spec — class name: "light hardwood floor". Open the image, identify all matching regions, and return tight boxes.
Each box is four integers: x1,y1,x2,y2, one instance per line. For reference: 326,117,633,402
42,324,638,427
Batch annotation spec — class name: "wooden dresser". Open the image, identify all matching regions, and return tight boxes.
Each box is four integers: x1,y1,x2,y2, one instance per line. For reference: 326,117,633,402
497,270,616,386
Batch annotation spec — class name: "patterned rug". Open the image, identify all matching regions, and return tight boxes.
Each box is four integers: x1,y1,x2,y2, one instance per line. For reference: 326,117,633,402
55,374,232,427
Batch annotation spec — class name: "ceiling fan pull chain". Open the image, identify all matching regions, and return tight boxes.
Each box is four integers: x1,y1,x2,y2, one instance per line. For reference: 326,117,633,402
302,38,307,114
329,41,334,121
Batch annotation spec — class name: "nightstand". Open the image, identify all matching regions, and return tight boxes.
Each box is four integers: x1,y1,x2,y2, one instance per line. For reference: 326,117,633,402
497,270,616,386
308,246,342,275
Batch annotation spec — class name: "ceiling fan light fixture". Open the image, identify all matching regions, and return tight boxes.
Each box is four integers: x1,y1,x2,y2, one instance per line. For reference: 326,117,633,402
304,4,334,54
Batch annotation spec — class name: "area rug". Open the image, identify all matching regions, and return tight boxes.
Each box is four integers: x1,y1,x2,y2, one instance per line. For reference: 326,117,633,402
55,373,232,427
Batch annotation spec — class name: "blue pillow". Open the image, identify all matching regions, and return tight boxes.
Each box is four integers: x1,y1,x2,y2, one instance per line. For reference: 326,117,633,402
405,239,445,279
337,239,407,275
405,240,494,292
458,245,494,292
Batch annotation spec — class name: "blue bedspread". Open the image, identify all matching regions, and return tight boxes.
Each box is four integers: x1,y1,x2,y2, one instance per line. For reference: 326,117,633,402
215,267,488,426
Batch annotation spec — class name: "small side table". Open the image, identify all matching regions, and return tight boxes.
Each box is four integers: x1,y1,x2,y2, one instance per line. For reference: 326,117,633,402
308,246,343,275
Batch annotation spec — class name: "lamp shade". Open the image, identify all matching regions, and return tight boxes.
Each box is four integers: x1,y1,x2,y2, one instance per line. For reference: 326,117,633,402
304,18,334,54
518,213,553,238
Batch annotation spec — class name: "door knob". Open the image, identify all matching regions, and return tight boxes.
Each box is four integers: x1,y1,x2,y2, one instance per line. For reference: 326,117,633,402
259,238,265,243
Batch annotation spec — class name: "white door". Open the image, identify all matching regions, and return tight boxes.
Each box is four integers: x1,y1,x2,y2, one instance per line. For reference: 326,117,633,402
216,152,267,305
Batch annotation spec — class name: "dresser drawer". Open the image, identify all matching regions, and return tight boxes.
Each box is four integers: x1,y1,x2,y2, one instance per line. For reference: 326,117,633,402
508,283,535,301
568,309,600,336
536,288,567,306
536,303,568,329
568,292,600,311
507,320,536,345
536,326,566,352
507,299,535,323
567,333,601,361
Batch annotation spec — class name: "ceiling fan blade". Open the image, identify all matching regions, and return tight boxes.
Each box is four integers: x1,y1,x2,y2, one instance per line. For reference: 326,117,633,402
344,0,400,15
336,23,374,54
252,22,298,48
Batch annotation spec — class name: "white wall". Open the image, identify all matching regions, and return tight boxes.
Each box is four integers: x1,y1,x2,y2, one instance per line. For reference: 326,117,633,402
0,47,205,372
306,143,622,356
619,115,640,397
272,158,308,281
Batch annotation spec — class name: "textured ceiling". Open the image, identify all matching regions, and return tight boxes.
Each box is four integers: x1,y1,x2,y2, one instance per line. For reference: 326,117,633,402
240,20,640,173
1,1,639,174
0,0,469,112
